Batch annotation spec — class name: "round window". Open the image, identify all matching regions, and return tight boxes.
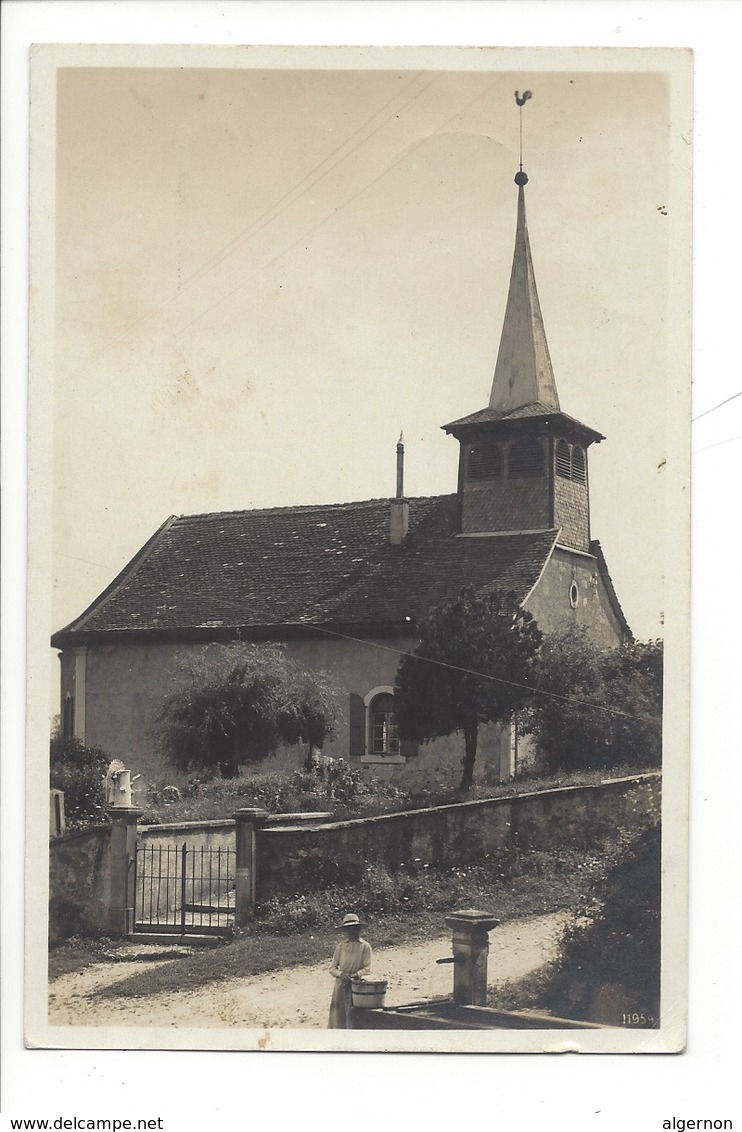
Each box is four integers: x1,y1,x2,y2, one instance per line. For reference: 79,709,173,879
569,581,579,609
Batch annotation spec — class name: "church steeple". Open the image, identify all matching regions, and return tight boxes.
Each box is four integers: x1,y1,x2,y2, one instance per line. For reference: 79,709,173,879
489,172,560,413
442,94,604,550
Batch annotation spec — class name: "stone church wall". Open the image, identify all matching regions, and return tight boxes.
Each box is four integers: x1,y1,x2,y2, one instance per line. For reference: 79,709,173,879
525,547,627,646
55,549,627,793
72,634,502,791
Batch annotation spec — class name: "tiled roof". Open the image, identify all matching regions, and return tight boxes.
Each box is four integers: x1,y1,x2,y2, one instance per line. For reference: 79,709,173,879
590,539,633,640
51,496,560,645
442,402,604,440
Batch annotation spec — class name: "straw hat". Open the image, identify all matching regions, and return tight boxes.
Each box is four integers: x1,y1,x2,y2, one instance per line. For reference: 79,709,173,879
338,913,365,929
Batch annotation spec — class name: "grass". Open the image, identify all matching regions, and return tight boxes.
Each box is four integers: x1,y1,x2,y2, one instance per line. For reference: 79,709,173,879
138,761,654,826
51,836,624,1002
49,763,660,1019
47,935,133,979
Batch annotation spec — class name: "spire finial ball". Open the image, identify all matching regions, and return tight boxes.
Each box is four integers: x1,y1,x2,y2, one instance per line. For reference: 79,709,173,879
514,171,529,186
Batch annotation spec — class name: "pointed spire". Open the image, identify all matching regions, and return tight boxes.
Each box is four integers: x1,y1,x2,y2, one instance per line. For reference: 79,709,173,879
489,173,560,413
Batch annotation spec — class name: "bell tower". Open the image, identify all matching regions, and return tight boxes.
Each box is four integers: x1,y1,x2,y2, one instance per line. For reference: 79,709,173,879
443,95,603,552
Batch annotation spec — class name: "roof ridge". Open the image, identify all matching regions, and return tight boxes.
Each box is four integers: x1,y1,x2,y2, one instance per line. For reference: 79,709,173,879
50,519,563,645
174,494,457,523
456,526,559,540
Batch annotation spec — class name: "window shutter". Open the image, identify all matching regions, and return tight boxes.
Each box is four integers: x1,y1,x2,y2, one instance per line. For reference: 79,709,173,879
349,693,366,756
399,736,418,758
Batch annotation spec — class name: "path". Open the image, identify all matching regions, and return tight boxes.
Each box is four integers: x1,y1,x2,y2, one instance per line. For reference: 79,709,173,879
48,912,567,1029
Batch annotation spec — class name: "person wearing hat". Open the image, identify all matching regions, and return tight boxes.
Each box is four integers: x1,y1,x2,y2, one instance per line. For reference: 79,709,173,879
328,913,372,1029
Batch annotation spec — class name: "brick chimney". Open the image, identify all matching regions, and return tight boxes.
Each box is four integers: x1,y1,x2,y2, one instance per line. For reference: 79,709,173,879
390,432,409,545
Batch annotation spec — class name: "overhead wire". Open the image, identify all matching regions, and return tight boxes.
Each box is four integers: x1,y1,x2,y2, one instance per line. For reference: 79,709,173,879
176,76,504,338
58,537,661,726
54,78,662,728
60,72,502,416
71,72,435,381
273,620,661,725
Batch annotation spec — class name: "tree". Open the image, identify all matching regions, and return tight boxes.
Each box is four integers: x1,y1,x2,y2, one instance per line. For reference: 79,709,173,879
394,585,542,791
152,644,338,778
275,669,340,771
50,736,111,827
520,628,663,773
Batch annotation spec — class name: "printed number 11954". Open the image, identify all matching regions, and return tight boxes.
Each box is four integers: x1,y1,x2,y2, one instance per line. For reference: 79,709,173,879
622,1013,656,1026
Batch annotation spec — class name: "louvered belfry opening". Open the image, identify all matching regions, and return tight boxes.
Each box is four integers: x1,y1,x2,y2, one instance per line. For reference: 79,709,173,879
440,163,602,547
555,439,571,479
468,442,503,480
571,445,586,484
509,437,545,479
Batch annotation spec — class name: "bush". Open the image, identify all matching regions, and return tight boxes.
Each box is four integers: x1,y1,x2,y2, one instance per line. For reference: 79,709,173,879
490,823,662,1026
522,630,663,774
139,759,653,826
548,823,661,1024
139,762,411,825
49,737,110,828
254,843,614,935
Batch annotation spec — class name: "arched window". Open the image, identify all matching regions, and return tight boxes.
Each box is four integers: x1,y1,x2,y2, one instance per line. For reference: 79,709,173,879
555,439,571,479
369,692,400,756
349,687,418,761
468,443,502,480
508,437,545,479
63,693,75,741
571,446,586,484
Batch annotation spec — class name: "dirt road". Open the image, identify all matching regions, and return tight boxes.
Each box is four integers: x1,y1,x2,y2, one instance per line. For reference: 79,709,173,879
48,912,566,1029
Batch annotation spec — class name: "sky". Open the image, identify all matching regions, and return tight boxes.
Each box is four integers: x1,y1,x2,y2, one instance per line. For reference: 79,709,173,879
52,59,675,651
6,9,737,1121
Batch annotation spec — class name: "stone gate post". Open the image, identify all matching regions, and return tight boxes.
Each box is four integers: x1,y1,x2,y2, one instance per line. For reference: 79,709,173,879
444,908,500,1006
108,806,142,936
233,808,269,926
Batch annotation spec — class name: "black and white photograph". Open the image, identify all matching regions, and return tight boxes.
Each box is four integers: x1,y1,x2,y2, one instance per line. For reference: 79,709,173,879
25,43,691,1054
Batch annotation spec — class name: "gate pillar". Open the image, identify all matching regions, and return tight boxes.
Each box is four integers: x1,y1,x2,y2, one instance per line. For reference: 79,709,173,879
444,909,500,1006
108,806,142,936
233,808,269,926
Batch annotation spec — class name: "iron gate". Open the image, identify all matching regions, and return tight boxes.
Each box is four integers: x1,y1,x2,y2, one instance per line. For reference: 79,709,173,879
133,842,235,936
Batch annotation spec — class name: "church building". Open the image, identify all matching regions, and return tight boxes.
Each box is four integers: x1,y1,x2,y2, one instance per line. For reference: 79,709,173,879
52,161,630,786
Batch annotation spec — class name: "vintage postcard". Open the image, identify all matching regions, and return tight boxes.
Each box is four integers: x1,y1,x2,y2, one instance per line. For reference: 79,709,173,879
26,44,692,1053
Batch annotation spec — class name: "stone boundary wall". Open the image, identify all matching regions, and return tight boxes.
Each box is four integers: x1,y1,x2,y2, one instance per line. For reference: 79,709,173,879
48,776,660,939
49,825,111,943
256,773,661,900
137,812,333,852
139,819,235,853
